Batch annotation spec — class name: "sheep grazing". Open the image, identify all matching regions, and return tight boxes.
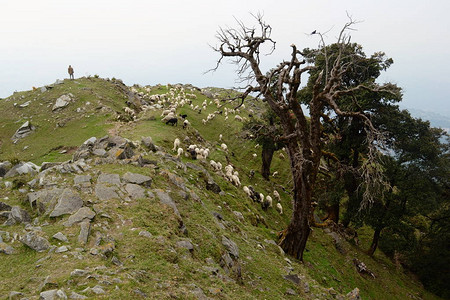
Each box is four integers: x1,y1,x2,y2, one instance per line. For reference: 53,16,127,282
221,143,228,151
272,171,279,177
252,153,257,158
243,186,252,197
273,190,281,202
219,134,223,141
231,174,241,187
176,147,184,158
234,115,243,122
258,193,264,203
261,195,273,211
276,203,283,215
173,138,180,151
179,114,188,119
166,118,178,126
182,119,190,129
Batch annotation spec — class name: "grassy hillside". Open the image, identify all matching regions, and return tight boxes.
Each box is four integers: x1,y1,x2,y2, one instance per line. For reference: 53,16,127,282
0,78,440,299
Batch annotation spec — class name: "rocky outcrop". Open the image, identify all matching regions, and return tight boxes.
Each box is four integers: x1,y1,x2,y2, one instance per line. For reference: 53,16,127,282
52,94,74,111
20,231,50,252
11,121,35,141
49,189,84,217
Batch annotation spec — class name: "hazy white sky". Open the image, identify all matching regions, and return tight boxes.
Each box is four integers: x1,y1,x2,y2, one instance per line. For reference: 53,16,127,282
1,0,449,114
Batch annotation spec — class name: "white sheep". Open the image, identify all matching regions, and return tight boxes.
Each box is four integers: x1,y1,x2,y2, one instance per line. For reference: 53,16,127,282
219,134,223,141
173,138,180,151
273,190,281,202
266,195,273,208
231,174,241,187
221,143,228,151
252,153,257,158
279,152,286,159
259,193,264,203
243,186,252,198
276,203,283,215
234,115,243,122
272,171,279,177
176,147,184,158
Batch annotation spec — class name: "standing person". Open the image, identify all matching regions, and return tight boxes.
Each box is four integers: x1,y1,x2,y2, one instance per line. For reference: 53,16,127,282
68,65,74,79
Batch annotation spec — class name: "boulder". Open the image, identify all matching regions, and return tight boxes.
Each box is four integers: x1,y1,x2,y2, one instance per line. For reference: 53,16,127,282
176,240,194,251
124,184,146,199
95,184,119,201
78,219,91,245
155,189,180,218
52,232,69,243
27,188,64,215
97,173,121,186
138,230,152,238
20,231,50,252
4,206,31,225
346,288,361,300
73,175,92,187
222,236,239,258
63,207,95,227
52,94,73,111
122,172,152,187
40,289,67,300
49,189,83,217
11,121,35,141
4,161,39,178
141,136,156,152
0,242,15,254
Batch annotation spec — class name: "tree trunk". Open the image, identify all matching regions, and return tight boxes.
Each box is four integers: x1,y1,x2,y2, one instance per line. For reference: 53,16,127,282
368,227,382,256
278,143,317,261
261,144,275,180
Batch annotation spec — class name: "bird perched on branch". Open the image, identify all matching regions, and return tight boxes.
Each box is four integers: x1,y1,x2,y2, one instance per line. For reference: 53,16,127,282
311,30,317,35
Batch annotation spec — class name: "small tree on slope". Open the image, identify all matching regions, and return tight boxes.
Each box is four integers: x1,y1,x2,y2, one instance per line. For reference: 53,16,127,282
211,15,401,260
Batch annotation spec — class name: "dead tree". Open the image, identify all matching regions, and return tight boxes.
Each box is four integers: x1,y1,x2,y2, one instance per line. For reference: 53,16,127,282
211,14,398,260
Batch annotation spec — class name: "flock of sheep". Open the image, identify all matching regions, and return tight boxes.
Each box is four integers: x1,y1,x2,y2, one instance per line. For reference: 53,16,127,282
122,84,284,216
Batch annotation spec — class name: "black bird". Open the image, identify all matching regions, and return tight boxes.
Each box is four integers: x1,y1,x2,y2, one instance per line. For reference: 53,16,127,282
311,30,317,35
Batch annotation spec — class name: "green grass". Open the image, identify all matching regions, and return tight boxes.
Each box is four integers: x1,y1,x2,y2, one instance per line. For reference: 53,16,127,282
0,80,442,299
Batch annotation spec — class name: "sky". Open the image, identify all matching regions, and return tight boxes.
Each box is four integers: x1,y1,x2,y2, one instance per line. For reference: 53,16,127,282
0,0,449,115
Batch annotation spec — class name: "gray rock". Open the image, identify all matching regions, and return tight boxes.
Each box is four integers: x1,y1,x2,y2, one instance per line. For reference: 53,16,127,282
0,242,15,254
92,149,107,157
125,184,146,199
78,220,91,245
191,287,208,300
283,274,301,285
141,136,156,152
28,188,64,215
69,292,87,299
73,175,92,187
83,137,97,146
52,232,68,243
20,231,50,252
122,172,152,187
95,184,119,200
11,121,36,141
328,231,346,255
176,240,194,251
50,189,83,217
40,289,67,299
91,285,105,295
133,288,148,298
4,161,39,178
4,206,31,225
222,236,239,258
233,211,244,222
63,207,95,227
55,246,69,253
155,189,180,218
138,230,152,238
70,269,88,277
41,86,47,93
97,173,121,186
0,161,12,177
52,94,73,111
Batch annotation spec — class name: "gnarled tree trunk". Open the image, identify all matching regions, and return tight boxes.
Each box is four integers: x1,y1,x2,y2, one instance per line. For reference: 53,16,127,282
261,144,275,180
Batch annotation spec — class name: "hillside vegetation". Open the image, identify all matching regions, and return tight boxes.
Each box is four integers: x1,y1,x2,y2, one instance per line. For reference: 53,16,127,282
0,78,441,299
